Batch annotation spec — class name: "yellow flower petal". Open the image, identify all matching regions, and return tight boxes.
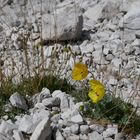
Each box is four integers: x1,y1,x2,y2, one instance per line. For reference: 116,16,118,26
88,79,105,103
72,63,88,80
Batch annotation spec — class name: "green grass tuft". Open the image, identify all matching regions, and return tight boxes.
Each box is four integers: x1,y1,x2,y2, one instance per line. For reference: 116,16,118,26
80,93,140,136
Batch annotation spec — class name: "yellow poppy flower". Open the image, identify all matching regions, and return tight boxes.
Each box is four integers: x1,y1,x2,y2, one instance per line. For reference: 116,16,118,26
72,63,88,80
88,79,105,103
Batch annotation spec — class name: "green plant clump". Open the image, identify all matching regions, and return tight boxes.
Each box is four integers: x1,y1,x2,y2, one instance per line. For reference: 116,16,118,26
0,74,74,97
80,93,140,136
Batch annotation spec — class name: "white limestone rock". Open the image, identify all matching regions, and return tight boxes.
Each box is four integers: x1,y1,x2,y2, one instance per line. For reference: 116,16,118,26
114,133,125,140
105,54,114,61
61,109,79,121
62,127,71,136
135,30,140,38
42,97,60,107
79,134,89,140
42,3,83,41
88,131,103,140
51,114,61,123
30,117,51,140
84,0,120,21
3,103,13,112
84,3,103,21
34,103,46,110
103,124,118,138
123,7,140,30
31,88,51,105
80,42,94,55
32,109,51,127
70,124,79,134
132,39,140,47
18,115,34,134
0,120,17,136
0,133,14,140
55,129,65,140
52,90,71,112
101,0,121,20
80,125,89,134
70,114,83,124
89,124,104,133
38,88,51,102
67,134,80,140
92,50,109,65
13,130,24,140
9,92,28,110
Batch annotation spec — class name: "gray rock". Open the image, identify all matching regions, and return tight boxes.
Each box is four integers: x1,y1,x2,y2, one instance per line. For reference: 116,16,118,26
67,134,80,140
125,60,135,70
42,3,83,41
32,109,50,127
70,114,83,124
38,88,51,102
9,92,28,110
132,39,140,47
3,103,13,112
103,124,118,138
103,47,110,55
89,124,104,133
0,133,14,140
13,130,24,140
108,76,118,86
18,115,34,134
136,134,140,140
115,133,125,140
80,125,89,134
55,129,65,140
92,50,109,65
96,31,110,41
51,114,61,123
111,58,122,72
30,117,51,140
104,138,113,140
119,0,137,12
80,43,94,55
101,0,121,20
88,131,103,140
61,109,79,121
120,29,136,42
106,23,117,32
31,88,51,105
84,0,120,21
84,3,103,21
26,0,57,18
34,103,46,110
52,91,70,111
42,97,60,107
123,7,140,30
60,94,69,112
52,90,63,98
70,45,81,55
70,124,79,134
2,115,8,120
62,127,71,136
135,30,140,38
44,45,54,57
79,134,89,140
0,120,17,136
105,54,114,61
52,107,60,112
135,46,140,55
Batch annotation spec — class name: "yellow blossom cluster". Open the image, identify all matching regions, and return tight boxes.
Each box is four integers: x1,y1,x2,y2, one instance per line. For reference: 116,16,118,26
72,63,105,103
